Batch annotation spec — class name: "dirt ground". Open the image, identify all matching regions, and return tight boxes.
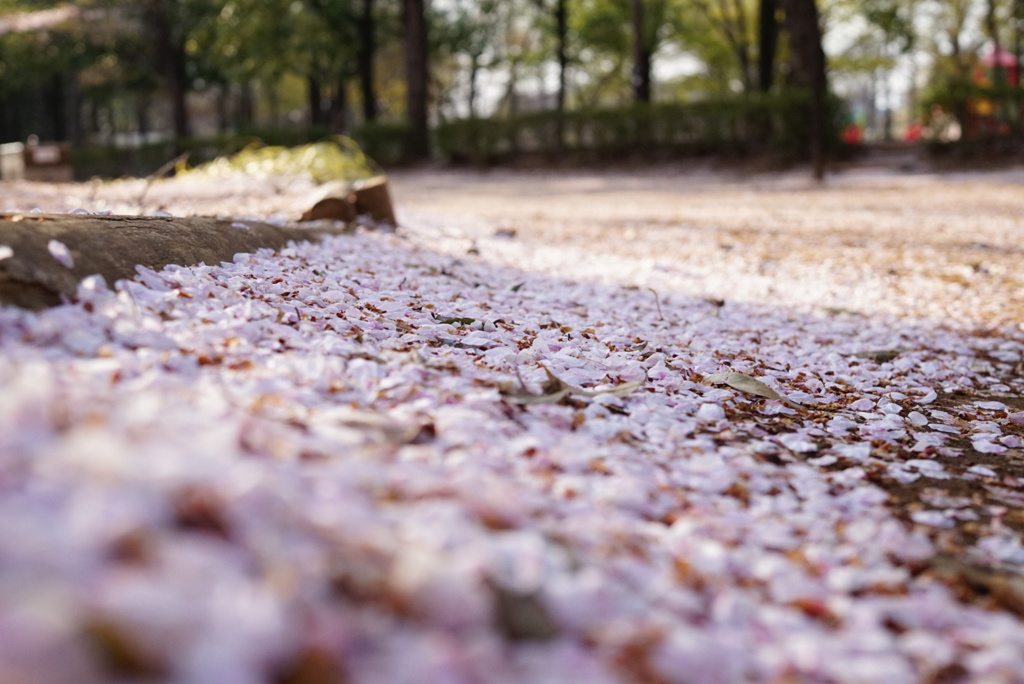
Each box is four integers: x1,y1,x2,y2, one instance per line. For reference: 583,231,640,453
387,164,1024,330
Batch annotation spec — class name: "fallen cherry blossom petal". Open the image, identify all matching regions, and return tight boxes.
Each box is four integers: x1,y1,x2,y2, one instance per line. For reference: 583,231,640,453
972,439,1008,454
46,239,74,268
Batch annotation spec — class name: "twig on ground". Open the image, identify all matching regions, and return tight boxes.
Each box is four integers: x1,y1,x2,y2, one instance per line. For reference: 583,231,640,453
136,153,189,211
649,288,664,321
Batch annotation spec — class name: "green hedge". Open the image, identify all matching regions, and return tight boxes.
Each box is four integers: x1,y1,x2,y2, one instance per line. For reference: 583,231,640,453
435,92,844,165
351,122,413,168
71,122,417,180
70,93,845,179
70,129,329,180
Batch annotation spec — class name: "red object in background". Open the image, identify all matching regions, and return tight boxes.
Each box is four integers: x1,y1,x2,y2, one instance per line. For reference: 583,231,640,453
904,122,923,142
980,46,1020,85
841,124,862,144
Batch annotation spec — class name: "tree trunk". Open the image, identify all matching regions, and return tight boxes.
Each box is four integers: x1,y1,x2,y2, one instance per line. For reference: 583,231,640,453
330,80,349,133
145,0,189,140
88,98,100,142
309,76,325,128
403,0,430,160
237,82,255,130
46,74,67,141
867,70,878,135
555,0,569,147
136,94,150,139
987,0,1006,86
216,86,230,134
105,104,116,143
631,0,652,102
556,0,569,112
737,47,753,92
504,58,521,117
359,0,378,123
267,81,280,127
728,0,755,91
170,44,189,140
66,75,82,147
1015,0,1022,86
779,0,827,179
468,56,479,118
883,62,893,141
758,0,778,91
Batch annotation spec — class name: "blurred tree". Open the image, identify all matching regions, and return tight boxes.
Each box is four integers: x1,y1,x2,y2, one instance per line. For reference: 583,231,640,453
572,0,670,105
864,0,914,137
0,1,116,142
193,0,296,128
403,0,429,158
1015,0,1023,77
687,0,757,90
826,0,915,139
778,0,827,178
358,0,378,122
303,0,361,131
928,0,982,79
432,0,507,118
540,0,570,113
984,0,1005,84
532,0,570,145
632,0,652,101
194,0,367,132
759,0,779,90
142,0,192,139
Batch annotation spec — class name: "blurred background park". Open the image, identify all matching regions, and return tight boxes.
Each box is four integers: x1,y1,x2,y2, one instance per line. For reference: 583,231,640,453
0,0,1021,180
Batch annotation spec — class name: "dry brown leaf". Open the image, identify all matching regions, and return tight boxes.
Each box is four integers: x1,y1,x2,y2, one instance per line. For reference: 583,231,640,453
851,349,909,363
703,371,804,410
504,366,644,405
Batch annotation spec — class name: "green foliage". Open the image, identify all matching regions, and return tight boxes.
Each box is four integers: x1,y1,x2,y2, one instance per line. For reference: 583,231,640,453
181,137,378,182
860,0,914,54
666,0,759,91
568,0,674,104
430,0,513,116
3,0,844,168
71,140,192,180
0,9,87,95
920,76,979,115
921,78,1024,140
432,0,505,64
70,128,323,179
192,0,361,83
351,121,413,166
0,0,62,13
574,0,629,56
71,124,417,179
435,90,845,164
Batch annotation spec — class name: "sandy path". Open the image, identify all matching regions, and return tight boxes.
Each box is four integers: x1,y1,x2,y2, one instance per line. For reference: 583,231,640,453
387,166,1024,330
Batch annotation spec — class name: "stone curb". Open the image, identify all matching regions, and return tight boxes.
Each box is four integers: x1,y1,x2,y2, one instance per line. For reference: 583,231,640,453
0,213,350,310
